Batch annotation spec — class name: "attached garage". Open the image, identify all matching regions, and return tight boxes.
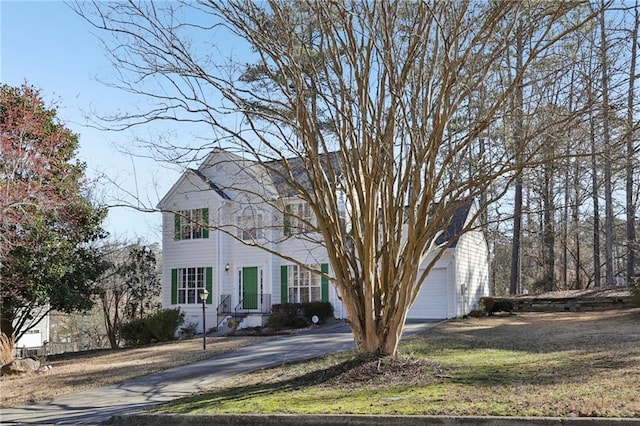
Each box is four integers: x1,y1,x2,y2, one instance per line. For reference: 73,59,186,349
407,267,450,319
404,202,490,320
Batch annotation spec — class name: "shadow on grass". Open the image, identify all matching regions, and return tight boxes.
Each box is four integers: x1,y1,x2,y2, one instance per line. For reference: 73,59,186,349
158,309,640,414
160,355,377,413
410,308,640,354
401,308,640,387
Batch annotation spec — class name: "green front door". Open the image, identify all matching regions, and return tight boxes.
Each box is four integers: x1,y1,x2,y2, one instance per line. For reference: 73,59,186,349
243,267,258,309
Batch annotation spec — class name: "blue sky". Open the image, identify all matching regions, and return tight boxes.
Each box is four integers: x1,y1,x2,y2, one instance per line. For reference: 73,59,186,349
1,1,182,244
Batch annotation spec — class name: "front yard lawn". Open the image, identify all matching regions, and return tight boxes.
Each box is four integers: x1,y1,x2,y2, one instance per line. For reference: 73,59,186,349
156,309,640,418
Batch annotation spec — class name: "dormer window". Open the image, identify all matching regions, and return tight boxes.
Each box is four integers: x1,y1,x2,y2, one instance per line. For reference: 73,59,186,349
174,208,209,240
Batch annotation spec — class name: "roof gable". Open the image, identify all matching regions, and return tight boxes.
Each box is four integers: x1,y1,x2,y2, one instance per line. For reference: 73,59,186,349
434,202,474,247
156,168,230,209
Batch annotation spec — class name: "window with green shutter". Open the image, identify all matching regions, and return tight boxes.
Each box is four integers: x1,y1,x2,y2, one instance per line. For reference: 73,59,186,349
321,263,329,302
286,264,325,303
173,267,212,304
171,269,178,304
174,208,209,240
205,266,213,304
280,265,288,303
283,205,292,236
202,208,209,239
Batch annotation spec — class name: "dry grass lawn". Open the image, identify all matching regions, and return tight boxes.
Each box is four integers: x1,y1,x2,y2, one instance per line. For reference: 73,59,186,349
0,336,273,408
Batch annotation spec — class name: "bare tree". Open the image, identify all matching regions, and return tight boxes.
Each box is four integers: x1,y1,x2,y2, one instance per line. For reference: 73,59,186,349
625,2,639,284
75,1,598,355
599,0,617,287
96,242,161,349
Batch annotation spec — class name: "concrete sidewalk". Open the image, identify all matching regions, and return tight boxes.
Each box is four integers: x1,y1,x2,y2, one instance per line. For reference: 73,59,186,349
1,321,436,425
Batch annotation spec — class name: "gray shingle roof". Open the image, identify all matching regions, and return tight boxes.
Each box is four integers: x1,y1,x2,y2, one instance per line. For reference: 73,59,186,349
434,202,472,247
264,151,344,197
190,168,231,200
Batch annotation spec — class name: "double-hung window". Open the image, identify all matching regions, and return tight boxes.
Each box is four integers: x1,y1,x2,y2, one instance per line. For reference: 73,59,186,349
284,202,313,236
174,208,209,240
280,264,329,304
237,207,263,240
171,266,212,304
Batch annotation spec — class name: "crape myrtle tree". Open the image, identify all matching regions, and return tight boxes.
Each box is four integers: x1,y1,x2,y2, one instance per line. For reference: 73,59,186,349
0,83,108,341
77,1,598,356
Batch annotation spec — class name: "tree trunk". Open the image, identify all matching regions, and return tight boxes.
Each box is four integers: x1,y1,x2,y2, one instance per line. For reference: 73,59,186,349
626,2,638,284
573,158,583,289
510,31,524,295
599,3,615,287
543,158,555,292
0,310,15,340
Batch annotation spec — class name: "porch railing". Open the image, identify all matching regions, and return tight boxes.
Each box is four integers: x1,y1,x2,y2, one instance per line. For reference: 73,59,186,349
234,293,272,316
216,294,232,328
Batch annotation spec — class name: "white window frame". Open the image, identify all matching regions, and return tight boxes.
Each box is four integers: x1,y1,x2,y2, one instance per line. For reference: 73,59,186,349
285,201,313,235
288,264,321,303
237,207,264,240
178,267,205,304
177,209,206,240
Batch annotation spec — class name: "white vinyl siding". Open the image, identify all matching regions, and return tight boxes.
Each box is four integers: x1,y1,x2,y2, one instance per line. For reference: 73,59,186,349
454,228,490,315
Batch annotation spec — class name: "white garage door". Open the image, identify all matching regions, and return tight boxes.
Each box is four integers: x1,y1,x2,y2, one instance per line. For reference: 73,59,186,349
407,268,449,319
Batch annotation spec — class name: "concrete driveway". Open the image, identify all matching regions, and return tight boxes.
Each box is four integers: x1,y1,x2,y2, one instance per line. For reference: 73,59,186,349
0,320,439,425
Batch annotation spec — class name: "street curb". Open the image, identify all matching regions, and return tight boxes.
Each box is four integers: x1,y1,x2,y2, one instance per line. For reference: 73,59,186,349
104,413,640,426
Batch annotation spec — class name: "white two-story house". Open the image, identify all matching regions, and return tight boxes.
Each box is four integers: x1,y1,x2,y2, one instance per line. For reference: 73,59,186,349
157,148,490,332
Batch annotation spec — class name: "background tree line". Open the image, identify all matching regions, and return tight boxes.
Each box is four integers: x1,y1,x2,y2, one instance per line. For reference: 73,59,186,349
489,1,640,295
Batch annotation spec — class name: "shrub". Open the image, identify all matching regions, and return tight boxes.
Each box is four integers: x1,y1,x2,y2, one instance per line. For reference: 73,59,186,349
467,309,485,318
268,301,333,330
492,298,514,313
479,297,513,315
288,316,311,328
301,301,334,322
120,318,153,346
479,297,494,314
271,303,302,317
120,308,184,346
266,312,290,331
266,312,309,331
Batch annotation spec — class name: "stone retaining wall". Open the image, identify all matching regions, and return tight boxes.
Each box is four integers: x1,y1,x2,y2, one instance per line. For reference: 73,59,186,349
507,295,633,312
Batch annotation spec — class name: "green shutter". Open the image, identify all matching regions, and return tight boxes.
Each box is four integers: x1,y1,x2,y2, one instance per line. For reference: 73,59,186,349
202,208,209,239
206,266,213,304
174,213,181,240
171,269,178,304
321,263,329,302
280,265,288,303
283,204,292,236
